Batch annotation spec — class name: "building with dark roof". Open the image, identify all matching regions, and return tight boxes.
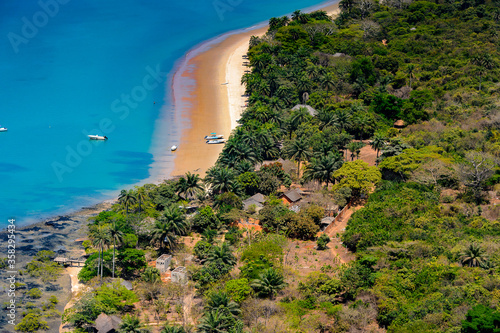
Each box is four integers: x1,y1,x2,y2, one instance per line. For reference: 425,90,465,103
242,193,266,211
291,104,317,116
94,313,122,333
281,189,303,205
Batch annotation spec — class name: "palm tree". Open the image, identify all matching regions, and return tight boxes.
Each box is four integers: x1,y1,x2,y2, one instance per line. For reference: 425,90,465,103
205,243,237,267
134,186,148,213
379,75,393,93
160,206,188,237
141,267,161,283
259,80,271,96
471,54,495,91
205,166,238,194
303,152,344,187
219,141,259,167
201,229,218,244
332,109,352,132
370,134,386,164
205,291,241,317
109,220,124,278
305,64,319,80
284,136,312,177
260,137,280,160
296,77,311,102
314,140,336,157
406,64,415,89
161,325,185,333
89,224,110,280
290,107,311,133
461,243,488,268
177,172,203,200
250,268,287,299
241,130,260,148
151,220,176,252
347,141,365,161
333,131,354,160
316,109,336,130
118,189,137,215
151,207,187,251
276,86,294,106
339,0,356,13
292,10,306,23
119,315,147,333
234,160,254,175
320,73,336,95
251,55,267,73
268,97,284,111
197,310,232,333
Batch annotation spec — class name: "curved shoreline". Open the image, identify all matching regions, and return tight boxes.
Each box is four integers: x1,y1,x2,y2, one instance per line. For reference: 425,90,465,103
6,1,340,229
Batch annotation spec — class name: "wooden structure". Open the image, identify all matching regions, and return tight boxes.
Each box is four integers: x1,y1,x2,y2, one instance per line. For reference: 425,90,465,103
53,257,85,267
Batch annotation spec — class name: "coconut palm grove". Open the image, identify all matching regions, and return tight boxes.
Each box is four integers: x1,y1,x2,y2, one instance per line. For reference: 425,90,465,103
7,0,500,332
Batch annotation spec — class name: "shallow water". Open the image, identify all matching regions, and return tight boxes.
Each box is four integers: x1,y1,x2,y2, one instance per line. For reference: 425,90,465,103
0,0,332,226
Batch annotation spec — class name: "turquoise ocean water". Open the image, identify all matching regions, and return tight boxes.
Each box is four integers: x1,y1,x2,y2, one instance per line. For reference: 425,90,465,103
0,0,331,227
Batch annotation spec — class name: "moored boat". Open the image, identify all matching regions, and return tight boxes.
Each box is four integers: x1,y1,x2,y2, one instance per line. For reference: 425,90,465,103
0,127,7,132
88,135,108,140
206,139,225,144
170,145,178,151
204,133,223,140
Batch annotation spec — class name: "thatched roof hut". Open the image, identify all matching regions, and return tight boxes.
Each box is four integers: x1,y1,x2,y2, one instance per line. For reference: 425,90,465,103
394,119,406,128
94,313,122,333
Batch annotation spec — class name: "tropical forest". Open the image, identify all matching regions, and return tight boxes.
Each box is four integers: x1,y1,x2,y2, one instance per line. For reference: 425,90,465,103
9,0,500,332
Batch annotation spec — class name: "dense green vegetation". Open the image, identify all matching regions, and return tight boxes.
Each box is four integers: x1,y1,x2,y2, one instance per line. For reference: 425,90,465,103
49,0,500,332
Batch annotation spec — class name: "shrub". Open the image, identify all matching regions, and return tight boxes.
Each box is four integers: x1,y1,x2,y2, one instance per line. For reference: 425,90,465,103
192,206,221,232
193,240,214,261
462,304,500,333
26,288,42,299
288,213,319,240
317,234,331,250
225,227,243,246
241,234,287,263
15,313,49,332
224,278,252,303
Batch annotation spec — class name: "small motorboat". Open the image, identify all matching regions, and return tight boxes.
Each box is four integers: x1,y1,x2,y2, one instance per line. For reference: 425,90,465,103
0,127,7,132
206,139,225,144
170,145,178,151
204,133,224,140
88,135,108,140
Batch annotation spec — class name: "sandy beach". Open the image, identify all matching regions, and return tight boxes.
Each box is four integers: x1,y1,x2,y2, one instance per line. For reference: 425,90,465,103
169,27,266,177
170,2,340,178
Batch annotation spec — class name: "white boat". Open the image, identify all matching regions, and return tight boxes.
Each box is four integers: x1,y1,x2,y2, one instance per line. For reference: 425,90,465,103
88,135,108,140
170,145,178,151
204,133,224,140
206,139,225,144
0,127,7,132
